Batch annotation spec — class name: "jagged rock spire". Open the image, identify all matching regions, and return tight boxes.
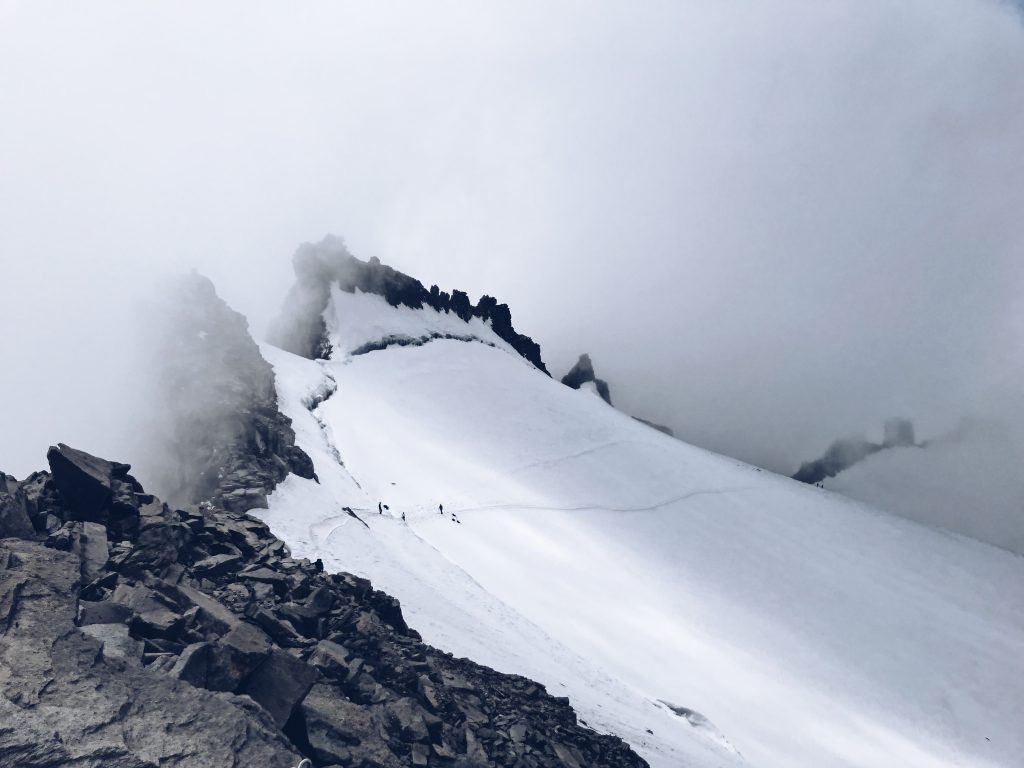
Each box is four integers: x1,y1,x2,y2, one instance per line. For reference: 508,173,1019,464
561,353,613,405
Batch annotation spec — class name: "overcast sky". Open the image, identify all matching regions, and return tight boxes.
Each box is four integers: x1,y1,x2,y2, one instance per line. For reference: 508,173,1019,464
1,0,1022,479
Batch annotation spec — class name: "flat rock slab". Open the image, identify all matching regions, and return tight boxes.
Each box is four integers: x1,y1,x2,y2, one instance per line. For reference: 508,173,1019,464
243,648,320,728
193,552,243,576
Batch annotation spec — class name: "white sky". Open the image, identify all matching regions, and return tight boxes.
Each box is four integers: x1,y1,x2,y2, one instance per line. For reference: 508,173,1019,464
1,0,1022,478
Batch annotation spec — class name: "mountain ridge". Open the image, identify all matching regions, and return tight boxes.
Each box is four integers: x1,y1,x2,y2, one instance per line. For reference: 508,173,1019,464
0,273,648,768
269,235,548,374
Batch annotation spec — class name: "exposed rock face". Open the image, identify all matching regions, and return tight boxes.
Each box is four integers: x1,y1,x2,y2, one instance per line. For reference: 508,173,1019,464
561,353,612,405
0,539,302,768
150,273,315,510
268,235,549,374
0,474,34,539
792,417,919,485
0,445,647,768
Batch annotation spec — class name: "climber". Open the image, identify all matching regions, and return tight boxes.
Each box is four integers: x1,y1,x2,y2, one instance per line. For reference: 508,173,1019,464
401,512,406,522
378,501,382,514
439,503,444,515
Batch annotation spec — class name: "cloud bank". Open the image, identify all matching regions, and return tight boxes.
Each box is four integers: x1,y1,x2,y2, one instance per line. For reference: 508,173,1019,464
1,1,1021,542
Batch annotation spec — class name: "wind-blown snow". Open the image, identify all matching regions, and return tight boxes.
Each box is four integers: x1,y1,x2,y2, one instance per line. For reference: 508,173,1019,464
825,430,1024,555
325,284,518,358
255,291,1024,768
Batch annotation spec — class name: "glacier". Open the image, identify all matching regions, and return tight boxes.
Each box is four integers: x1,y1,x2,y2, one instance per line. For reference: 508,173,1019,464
254,287,1024,768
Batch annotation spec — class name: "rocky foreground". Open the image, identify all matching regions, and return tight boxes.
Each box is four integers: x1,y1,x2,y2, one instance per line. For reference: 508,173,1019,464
0,444,646,768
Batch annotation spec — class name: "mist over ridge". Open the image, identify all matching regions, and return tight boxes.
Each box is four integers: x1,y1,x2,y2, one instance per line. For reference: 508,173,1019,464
1,6,1023,764
1,1,1021,529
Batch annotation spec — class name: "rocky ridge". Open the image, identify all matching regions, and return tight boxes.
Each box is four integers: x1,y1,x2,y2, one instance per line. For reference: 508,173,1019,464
268,236,548,374
792,417,917,485
0,443,647,768
560,355,675,436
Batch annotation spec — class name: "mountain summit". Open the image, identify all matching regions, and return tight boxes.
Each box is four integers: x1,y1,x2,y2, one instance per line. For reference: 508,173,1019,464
269,235,548,373
253,245,1024,768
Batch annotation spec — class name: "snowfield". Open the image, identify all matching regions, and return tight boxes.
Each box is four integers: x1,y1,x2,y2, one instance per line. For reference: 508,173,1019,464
256,290,1024,768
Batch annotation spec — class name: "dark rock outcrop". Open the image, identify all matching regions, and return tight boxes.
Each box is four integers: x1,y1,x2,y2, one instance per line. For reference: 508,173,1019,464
268,235,549,374
560,354,612,405
792,417,919,485
1,446,647,768
0,474,34,539
792,436,883,485
150,273,314,510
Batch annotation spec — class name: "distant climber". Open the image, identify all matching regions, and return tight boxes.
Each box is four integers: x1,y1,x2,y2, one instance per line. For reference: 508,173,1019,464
439,503,444,515
378,501,382,514
401,512,406,522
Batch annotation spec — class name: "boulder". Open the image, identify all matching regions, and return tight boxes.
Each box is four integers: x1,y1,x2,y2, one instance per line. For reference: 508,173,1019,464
0,485,34,538
250,607,308,647
111,582,170,614
120,518,191,574
308,639,350,676
206,621,273,692
130,608,186,640
170,641,213,687
12,471,60,532
299,683,404,768
173,581,239,634
45,443,123,521
71,521,108,582
193,552,243,576
81,622,144,662
242,649,319,728
79,599,133,626
383,697,442,743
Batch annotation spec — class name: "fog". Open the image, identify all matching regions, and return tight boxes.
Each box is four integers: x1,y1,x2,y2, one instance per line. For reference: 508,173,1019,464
2,1,1022,510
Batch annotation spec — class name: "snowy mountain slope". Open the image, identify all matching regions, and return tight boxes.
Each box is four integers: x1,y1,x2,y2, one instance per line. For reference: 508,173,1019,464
255,289,1024,768
261,341,737,768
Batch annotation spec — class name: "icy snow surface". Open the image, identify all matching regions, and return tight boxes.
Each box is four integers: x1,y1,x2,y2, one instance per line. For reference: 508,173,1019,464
255,290,1024,768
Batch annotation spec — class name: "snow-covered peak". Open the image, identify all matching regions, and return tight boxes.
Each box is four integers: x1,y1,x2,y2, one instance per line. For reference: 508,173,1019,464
256,335,1024,768
268,235,549,371
323,284,521,361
